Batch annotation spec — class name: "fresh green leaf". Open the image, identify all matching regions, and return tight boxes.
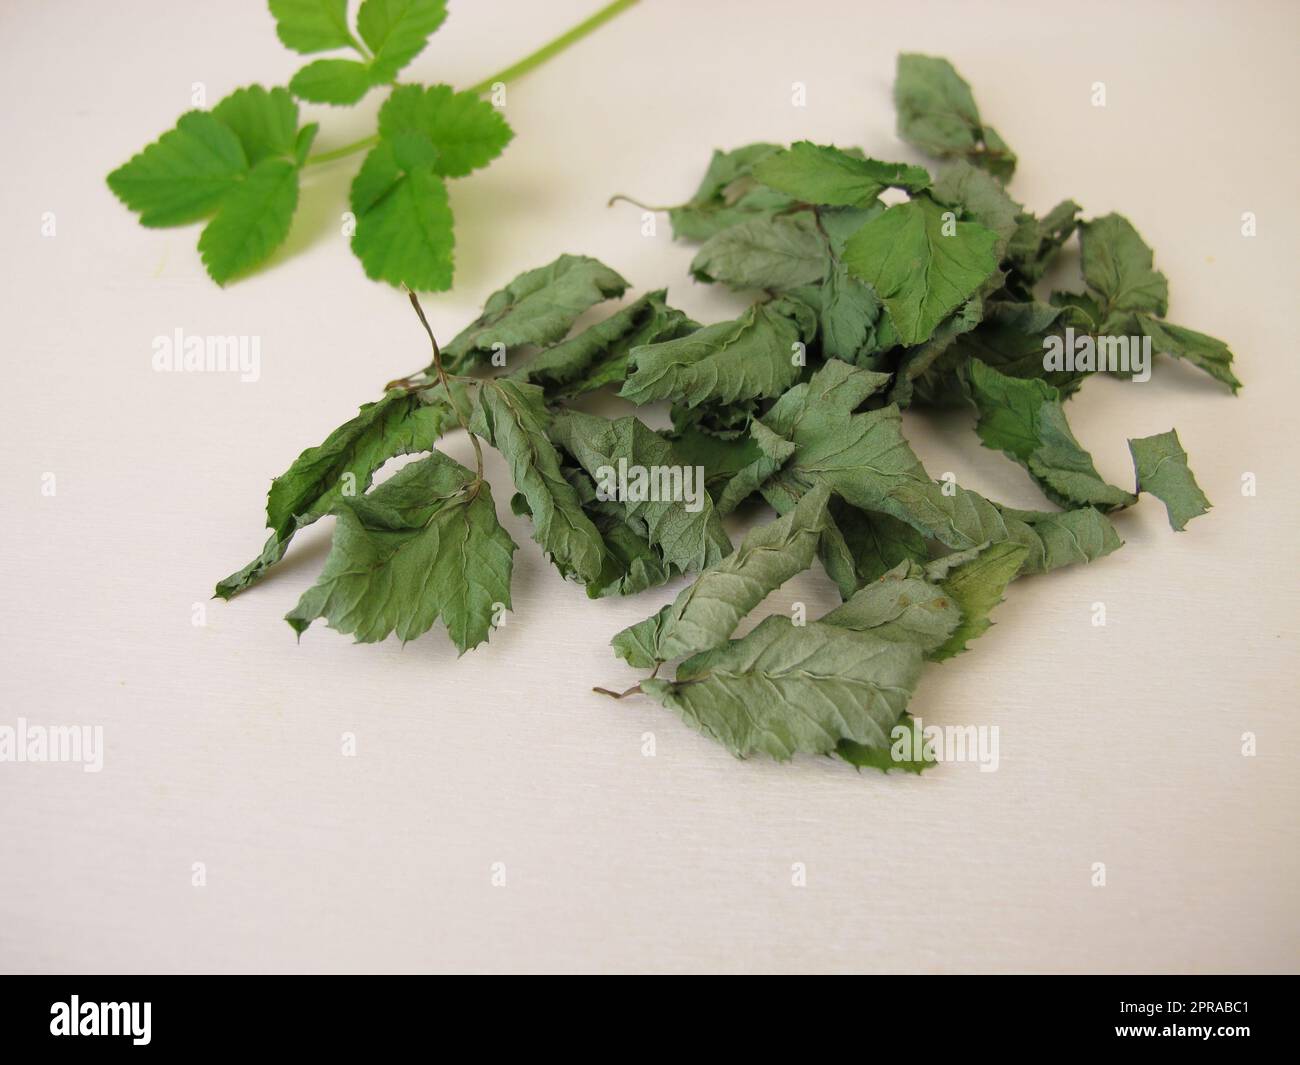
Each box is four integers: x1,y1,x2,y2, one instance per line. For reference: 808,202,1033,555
349,158,453,290
108,85,316,282
1128,430,1211,530
357,0,448,82
289,58,375,104
198,158,300,284
211,85,301,164
107,111,248,227
349,139,401,211
344,86,502,292
294,122,320,165
269,0,355,54
378,83,512,178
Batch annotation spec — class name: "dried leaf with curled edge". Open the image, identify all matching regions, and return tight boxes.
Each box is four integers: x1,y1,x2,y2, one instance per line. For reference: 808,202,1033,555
471,378,604,583
612,484,830,668
1128,430,1211,531
285,451,515,654
640,616,925,761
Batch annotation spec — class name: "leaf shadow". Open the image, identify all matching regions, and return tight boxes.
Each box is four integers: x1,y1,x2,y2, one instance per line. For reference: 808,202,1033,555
442,166,556,292
274,162,357,265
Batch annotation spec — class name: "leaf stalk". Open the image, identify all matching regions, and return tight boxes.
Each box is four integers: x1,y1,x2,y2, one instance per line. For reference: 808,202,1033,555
406,288,485,482
592,684,644,700
304,0,640,169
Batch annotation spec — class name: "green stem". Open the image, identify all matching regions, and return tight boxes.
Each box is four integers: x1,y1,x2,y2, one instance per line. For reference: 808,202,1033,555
463,0,639,95
347,32,374,63
305,133,380,167
303,0,639,169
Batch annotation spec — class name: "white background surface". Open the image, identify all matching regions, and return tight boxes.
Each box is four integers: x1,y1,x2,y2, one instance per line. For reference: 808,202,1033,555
2,0,1297,974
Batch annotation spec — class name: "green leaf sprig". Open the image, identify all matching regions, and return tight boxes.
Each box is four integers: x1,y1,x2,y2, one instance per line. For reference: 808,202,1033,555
107,0,639,288
219,53,1235,772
